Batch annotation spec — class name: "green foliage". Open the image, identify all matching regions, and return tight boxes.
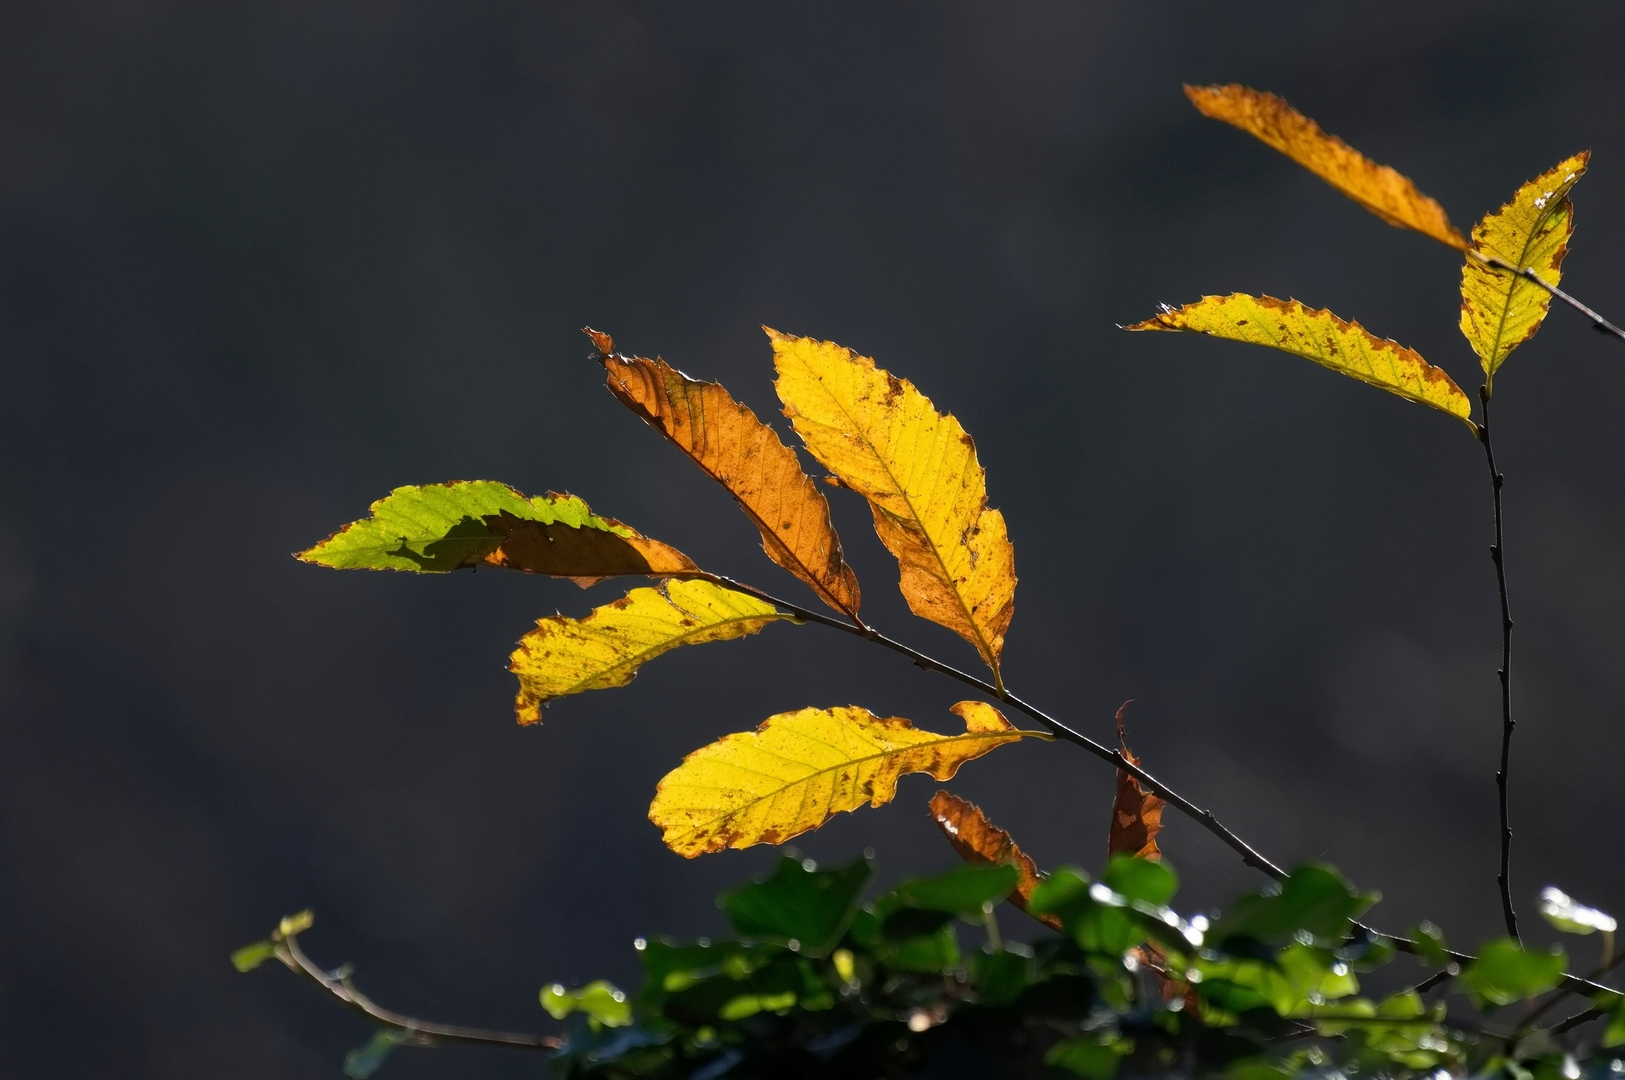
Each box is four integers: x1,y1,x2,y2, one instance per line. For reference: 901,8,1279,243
1459,939,1568,1008
543,981,635,1029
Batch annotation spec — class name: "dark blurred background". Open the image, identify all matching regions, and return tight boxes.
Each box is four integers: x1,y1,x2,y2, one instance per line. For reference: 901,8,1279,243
4,1,1625,1075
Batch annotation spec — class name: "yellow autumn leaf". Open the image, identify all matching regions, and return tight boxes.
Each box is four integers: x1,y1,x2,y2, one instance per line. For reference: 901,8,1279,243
649,700,1038,857
1460,152,1589,385
509,579,791,724
1126,293,1476,433
767,329,1016,686
1185,84,1467,250
590,328,862,620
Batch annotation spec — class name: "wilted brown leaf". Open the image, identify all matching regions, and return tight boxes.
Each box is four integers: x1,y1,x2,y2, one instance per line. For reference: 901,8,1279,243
1185,84,1466,250
590,329,862,618
929,789,1059,929
1109,702,1164,861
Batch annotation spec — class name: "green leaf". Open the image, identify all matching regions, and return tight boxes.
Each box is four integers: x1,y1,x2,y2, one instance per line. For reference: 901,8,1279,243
1539,887,1618,936
889,863,1020,916
973,947,1035,1007
1103,854,1179,907
230,940,278,973
1458,939,1567,1008
1027,867,1091,919
719,854,871,956
540,980,633,1028
343,1029,406,1079
1603,995,1625,1048
1410,921,1452,968
298,481,698,578
1212,864,1376,947
1046,1035,1130,1080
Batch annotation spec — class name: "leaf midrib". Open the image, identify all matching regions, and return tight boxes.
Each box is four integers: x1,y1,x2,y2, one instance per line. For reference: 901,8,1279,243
611,361,857,619
788,353,996,669
541,600,787,699
1483,197,1568,367
666,728,1033,841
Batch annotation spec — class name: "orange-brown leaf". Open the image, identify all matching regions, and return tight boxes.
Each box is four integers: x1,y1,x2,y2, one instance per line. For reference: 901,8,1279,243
591,329,861,618
929,790,1059,929
1185,84,1466,250
1109,703,1164,861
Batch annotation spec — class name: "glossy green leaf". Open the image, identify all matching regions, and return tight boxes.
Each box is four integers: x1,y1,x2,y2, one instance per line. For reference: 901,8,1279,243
1212,865,1376,947
973,947,1035,1007
1410,921,1452,968
719,854,871,956
1603,995,1625,1048
1046,1035,1130,1080
1539,886,1618,936
889,863,1020,917
343,1030,406,1079
230,939,278,973
541,980,633,1028
1458,939,1566,1008
1103,853,1179,907
1026,867,1092,920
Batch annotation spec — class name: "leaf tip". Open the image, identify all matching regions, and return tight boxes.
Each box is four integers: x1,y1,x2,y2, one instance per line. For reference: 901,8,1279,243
583,327,615,356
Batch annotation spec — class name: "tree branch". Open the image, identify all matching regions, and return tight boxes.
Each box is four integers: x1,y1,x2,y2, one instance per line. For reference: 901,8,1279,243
1478,389,1520,942
711,575,1290,882
270,922,560,1052
712,576,1625,1001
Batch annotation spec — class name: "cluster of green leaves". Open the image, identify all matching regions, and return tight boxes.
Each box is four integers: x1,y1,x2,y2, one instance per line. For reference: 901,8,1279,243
539,855,1625,1080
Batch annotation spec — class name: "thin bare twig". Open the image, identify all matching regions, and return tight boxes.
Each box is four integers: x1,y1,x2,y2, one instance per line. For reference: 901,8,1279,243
1477,389,1520,942
1475,253,1625,345
272,926,560,1052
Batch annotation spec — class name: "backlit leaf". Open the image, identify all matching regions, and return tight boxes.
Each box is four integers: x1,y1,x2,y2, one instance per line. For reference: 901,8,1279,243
649,700,1036,857
1108,703,1164,861
509,579,789,724
1458,938,1566,1008
540,980,633,1028
1127,294,1475,432
929,789,1058,928
592,329,862,619
1459,152,1588,384
1185,84,1466,250
767,329,1017,684
298,480,697,583
720,854,872,956
1539,885,1617,935
343,1030,406,1079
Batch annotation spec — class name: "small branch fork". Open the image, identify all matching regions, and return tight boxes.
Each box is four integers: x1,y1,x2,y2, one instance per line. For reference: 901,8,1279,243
712,576,1625,1001
270,923,560,1052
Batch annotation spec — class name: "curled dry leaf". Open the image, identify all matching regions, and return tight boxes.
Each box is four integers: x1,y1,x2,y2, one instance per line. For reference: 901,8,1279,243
1460,152,1589,385
589,328,862,619
929,789,1059,929
649,700,1035,858
1127,294,1476,433
297,480,698,583
767,329,1016,684
1185,83,1466,250
509,579,790,724
1109,703,1164,862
